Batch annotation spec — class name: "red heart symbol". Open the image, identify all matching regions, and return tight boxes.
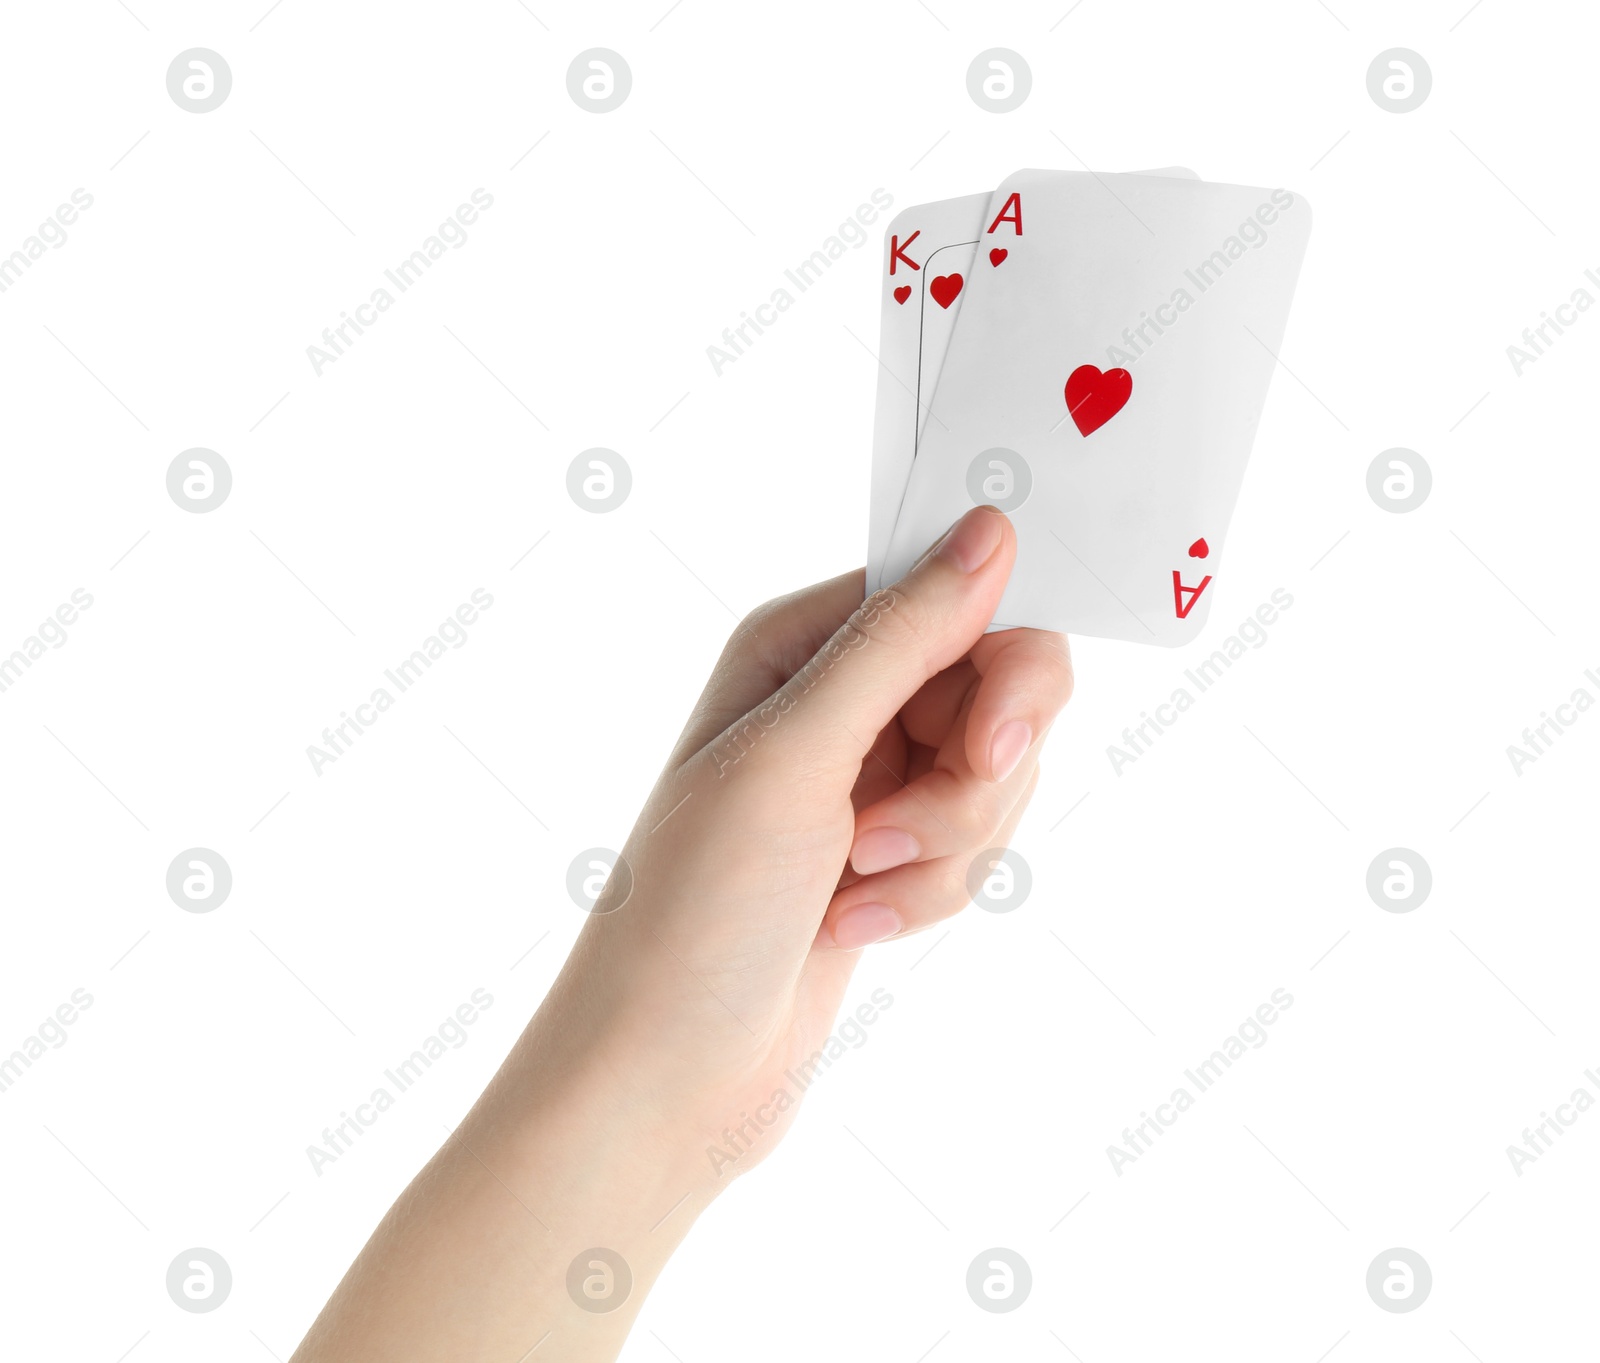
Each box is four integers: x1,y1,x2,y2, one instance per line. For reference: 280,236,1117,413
1188,537,1209,559
1064,364,1132,437
929,273,963,309
989,248,1008,267
893,285,911,304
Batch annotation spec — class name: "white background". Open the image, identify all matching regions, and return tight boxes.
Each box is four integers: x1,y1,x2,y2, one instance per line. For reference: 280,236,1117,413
1,1,1595,1359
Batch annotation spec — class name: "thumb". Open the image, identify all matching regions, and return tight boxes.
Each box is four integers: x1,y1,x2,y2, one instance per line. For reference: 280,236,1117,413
770,505,1015,776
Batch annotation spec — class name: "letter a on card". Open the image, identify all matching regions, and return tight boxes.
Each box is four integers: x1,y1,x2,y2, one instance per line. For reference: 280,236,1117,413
1173,571,1212,619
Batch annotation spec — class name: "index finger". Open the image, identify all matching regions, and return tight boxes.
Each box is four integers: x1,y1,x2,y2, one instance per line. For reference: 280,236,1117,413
964,627,1075,781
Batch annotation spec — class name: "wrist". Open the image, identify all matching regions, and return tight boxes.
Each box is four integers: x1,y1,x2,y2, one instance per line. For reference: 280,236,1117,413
469,1011,725,1239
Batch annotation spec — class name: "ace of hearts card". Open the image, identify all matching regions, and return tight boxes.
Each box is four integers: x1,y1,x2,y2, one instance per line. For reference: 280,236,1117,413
865,168,1199,595
879,169,1312,646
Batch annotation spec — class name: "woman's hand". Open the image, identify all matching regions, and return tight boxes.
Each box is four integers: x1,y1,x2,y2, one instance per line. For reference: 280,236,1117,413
566,504,1074,1164
292,506,1074,1363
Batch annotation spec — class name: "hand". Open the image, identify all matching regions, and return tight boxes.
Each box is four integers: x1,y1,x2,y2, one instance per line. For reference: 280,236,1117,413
562,503,1074,1168
291,506,1074,1363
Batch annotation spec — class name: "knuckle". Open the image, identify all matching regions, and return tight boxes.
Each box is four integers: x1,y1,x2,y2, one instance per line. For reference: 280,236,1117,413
959,785,1009,846
938,863,979,916
1036,639,1076,707
924,772,1002,849
720,595,784,661
734,596,779,644
1049,654,1076,707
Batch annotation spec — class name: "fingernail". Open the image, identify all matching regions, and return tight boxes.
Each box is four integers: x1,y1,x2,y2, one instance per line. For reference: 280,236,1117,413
831,902,902,949
989,720,1032,782
850,827,921,876
933,506,1005,574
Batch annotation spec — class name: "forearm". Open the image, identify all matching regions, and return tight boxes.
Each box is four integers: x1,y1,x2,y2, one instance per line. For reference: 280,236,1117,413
291,510,1056,1359
291,1007,718,1363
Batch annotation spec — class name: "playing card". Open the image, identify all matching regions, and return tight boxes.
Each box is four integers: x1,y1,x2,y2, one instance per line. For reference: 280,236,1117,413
878,169,1312,645
865,168,1199,593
